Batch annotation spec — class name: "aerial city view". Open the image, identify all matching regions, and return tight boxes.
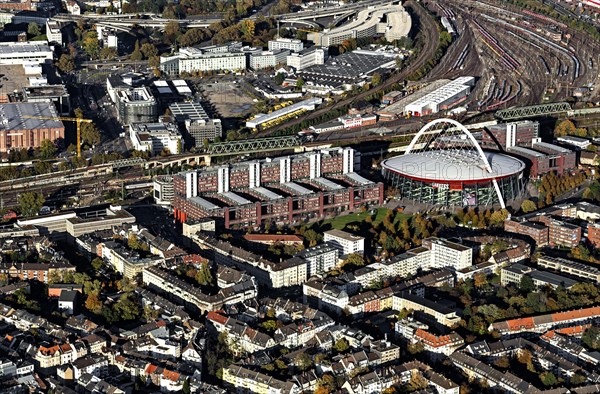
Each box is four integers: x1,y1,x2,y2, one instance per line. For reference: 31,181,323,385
3,0,600,392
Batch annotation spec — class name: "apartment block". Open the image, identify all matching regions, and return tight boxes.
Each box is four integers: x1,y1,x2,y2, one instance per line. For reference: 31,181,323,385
548,219,581,248
504,218,549,246
324,229,365,256
537,255,600,283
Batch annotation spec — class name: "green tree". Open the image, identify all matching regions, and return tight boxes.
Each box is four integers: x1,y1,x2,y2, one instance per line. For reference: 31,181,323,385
85,291,103,314
18,191,45,217
371,72,382,86
540,371,558,386
304,229,320,247
260,320,277,332
130,41,143,61
342,253,365,269
100,47,117,60
554,119,576,137
81,123,100,147
521,199,537,213
296,77,305,91
582,326,600,350
82,31,100,59
91,258,103,271
39,139,57,159
114,293,141,321
295,352,312,371
182,378,190,394
195,262,213,286
520,275,535,293
27,22,40,37
333,338,349,353
56,54,75,73
274,72,285,85
140,43,158,59
165,21,181,43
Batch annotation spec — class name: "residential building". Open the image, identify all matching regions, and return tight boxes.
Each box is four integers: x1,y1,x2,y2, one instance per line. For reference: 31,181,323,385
58,290,78,315
501,263,577,289
298,243,339,276
0,261,75,283
422,237,473,271
222,364,299,394
153,175,175,205
160,45,246,75
504,218,549,246
393,293,461,327
129,122,182,155
324,229,365,256
537,255,600,283
548,219,581,248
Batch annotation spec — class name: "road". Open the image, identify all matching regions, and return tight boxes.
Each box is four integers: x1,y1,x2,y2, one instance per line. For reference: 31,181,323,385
260,0,441,136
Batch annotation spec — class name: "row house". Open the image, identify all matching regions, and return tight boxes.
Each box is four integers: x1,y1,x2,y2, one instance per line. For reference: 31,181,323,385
222,364,300,394
395,319,464,356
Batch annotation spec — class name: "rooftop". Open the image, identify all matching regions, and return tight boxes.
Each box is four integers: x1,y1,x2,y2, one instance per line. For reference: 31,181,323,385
0,102,63,131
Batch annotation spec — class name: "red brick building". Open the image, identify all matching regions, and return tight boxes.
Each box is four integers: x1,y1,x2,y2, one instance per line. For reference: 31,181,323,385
172,148,384,229
504,219,549,247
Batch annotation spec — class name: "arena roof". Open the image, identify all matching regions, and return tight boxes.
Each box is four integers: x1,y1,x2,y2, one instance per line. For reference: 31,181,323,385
381,150,525,183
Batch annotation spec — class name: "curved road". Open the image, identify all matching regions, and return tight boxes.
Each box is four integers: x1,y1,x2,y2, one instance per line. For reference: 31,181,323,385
260,0,441,136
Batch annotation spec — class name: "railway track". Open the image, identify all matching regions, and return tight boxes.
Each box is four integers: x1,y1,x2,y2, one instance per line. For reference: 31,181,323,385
261,0,441,136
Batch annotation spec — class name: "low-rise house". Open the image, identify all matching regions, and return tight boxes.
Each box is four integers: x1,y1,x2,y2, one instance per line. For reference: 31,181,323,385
222,364,300,394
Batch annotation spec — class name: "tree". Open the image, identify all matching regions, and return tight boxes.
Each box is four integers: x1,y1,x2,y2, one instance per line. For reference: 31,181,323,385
304,229,320,247
521,199,537,213
554,119,576,137
39,139,57,160
165,21,181,43
407,372,428,391
18,191,45,217
91,258,103,271
295,352,312,371
296,77,305,91
182,378,190,394
519,276,535,293
333,338,350,353
342,253,365,269
371,72,382,86
85,292,103,314
114,293,141,321
540,371,558,386
28,22,41,37
240,20,255,40
81,123,101,147
56,54,75,73
82,31,100,59
130,40,143,61
100,47,117,60
274,72,285,85
195,262,213,286
140,43,158,59
260,320,277,332
582,326,600,350
178,28,206,47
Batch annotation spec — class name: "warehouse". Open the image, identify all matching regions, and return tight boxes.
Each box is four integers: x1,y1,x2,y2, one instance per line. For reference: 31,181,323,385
246,98,322,129
0,102,64,153
405,77,475,116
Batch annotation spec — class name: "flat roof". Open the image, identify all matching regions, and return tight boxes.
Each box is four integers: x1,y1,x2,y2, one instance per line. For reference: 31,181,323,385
189,196,220,211
301,52,394,80
252,187,282,200
507,146,546,158
0,102,64,131
345,172,373,185
533,141,571,154
381,150,525,182
312,177,344,190
0,41,52,55
324,229,364,241
282,182,313,196
530,270,577,288
221,191,251,206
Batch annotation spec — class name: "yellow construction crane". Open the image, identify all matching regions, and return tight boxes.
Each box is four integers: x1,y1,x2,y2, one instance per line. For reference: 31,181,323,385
23,116,93,158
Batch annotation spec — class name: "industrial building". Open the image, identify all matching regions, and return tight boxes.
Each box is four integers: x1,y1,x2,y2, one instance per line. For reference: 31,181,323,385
377,79,450,120
246,98,322,129
22,85,70,115
129,123,182,155
308,4,411,47
172,148,384,229
0,42,53,65
0,102,64,153
268,38,304,53
404,77,475,116
299,50,397,94
169,101,222,146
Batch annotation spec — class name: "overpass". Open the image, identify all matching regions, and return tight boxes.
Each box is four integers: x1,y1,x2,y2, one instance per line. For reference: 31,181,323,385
52,13,221,30
274,0,396,21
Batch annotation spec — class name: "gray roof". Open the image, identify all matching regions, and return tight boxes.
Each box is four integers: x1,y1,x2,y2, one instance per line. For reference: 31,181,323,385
0,102,63,131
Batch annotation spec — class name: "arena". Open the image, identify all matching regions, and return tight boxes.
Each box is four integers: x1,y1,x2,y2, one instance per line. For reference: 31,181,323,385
381,119,526,208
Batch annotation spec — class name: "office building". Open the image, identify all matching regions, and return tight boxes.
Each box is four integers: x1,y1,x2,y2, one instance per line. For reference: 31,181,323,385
422,237,473,271
0,42,53,65
160,46,246,75
153,175,175,205
114,86,158,125
249,49,290,70
286,47,328,71
46,20,62,45
0,102,64,153
129,122,182,155
268,38,304,52
169,101,222,145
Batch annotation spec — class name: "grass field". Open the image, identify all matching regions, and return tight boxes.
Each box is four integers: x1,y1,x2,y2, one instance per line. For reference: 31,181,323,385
314,208,411,231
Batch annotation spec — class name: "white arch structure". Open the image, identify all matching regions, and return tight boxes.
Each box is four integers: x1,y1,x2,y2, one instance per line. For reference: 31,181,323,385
404,118,506,208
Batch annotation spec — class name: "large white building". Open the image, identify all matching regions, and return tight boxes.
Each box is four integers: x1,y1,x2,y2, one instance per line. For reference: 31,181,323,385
268,38,304,52
308,4,411,46
404,76,475,116
129,122,182,155
286,47,328,71
422,237,472,271
46,20,62,45
160,46,246,75
249,49,290,70
0,42,53,65
324,229,365,256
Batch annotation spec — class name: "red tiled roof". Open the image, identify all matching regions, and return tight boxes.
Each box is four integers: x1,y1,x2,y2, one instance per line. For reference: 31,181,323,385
414,329,454,347
145,364,158,374
162,369,180,382
207,311,228,325
506,317,535,331
556,324,591,335
243,234,303,242
551,306,600,323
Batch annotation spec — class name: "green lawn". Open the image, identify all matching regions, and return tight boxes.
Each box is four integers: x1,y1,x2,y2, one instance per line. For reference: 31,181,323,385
316,208,411,231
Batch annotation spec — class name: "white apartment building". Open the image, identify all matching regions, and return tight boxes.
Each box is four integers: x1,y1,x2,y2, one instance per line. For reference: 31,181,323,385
298,243,339,276
249,49,290,70
268,38,304,52
129,122,182,155
324,229,365,256
46,20,62,45
153,175,174,205
423,237,472,271
286,47,327,71
0,42,53,65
